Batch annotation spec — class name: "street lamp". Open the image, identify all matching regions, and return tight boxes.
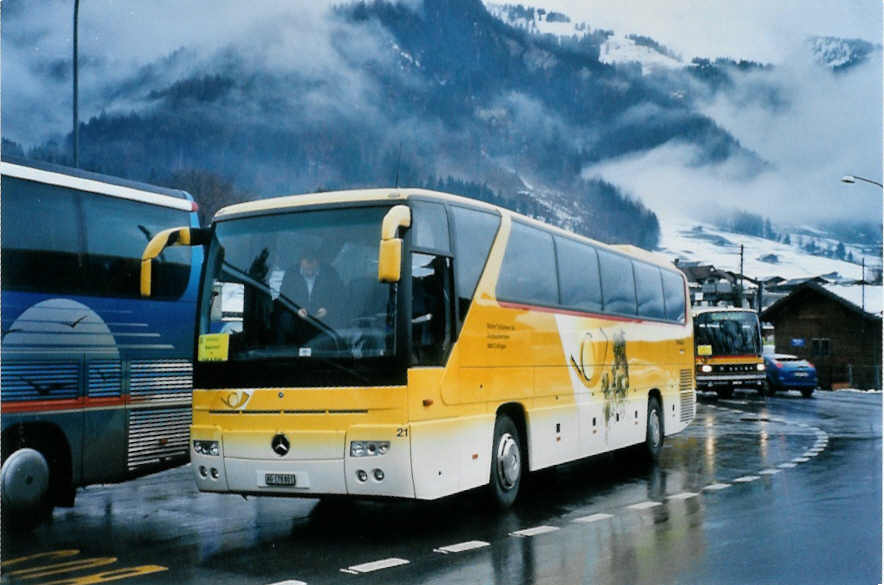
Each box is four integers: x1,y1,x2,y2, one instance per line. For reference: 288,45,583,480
841,175,883,188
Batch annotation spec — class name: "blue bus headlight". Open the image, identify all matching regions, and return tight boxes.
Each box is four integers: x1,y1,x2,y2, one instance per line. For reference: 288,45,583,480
194,440,220,456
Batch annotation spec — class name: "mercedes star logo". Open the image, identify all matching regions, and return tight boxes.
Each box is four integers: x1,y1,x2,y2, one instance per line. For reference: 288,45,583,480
271,434,290,456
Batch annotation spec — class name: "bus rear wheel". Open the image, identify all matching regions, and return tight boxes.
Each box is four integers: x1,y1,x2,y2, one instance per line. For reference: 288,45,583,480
489,414,523,509
644,396,664,461
1,447,53,531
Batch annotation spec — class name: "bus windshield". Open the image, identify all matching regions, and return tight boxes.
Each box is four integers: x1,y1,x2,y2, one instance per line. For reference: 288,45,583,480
201,207,397,362
694,311,761,356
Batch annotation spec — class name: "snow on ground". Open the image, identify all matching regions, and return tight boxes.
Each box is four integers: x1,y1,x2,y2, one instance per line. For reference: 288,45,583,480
598,34,683,74
657,215,870,283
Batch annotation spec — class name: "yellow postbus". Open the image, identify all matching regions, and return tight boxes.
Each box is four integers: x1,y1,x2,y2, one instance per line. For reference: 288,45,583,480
141,189,695,507
693,307,765,399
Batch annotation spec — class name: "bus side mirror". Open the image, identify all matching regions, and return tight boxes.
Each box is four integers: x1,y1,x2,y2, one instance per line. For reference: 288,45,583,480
378,205,411,283
141,226,210,297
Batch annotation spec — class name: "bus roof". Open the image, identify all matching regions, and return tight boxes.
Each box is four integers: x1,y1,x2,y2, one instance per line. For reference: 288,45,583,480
693,306,759,316
1,155,195,211
214,188,500,219
215,187,680,273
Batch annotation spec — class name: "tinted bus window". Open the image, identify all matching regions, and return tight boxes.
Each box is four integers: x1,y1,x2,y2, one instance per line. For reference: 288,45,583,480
82,195,191,299
450,206,499,320
497,222,558,307
634,261,665,319
555,236,602,313
1,177,83,294
661,270,686,322
411,201,450,253
598,249,636,315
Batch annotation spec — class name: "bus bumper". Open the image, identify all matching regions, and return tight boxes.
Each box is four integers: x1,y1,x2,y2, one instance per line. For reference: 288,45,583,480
190,424,415,498
696,374,766,391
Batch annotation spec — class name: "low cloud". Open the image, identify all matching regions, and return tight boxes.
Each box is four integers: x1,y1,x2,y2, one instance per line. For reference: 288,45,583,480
584,47,882,226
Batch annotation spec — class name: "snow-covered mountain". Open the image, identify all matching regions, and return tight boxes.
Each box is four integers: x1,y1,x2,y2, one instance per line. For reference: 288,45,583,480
658,216,879,283
598,33,683,75
485,3,684,74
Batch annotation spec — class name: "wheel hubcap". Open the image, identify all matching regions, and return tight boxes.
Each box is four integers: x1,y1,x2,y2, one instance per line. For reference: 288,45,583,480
648,410,661,449
1,448,50,510
496,433,520,490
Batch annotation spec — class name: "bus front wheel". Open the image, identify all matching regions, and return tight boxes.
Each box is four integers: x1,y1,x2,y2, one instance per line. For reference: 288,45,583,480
1,447,53,530
489,414,523,509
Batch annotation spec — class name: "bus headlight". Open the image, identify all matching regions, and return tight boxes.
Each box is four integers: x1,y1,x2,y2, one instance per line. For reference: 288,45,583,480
701,365,712,373
756,363,765,371
350,441,390,457
194,440,220,456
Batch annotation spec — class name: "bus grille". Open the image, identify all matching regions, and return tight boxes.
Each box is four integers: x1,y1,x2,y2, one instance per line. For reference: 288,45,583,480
127,406,191,471
129,360,193,404
88,361,122,397
1,362,79,401
679,369,694,423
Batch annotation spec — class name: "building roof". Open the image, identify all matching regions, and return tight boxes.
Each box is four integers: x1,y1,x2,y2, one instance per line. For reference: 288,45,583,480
761,281,882,322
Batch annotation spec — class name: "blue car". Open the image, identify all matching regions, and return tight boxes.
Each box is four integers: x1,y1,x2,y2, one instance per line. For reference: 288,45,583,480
764,353,817,397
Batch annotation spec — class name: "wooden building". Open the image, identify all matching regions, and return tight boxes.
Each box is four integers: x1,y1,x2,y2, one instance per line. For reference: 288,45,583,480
761,282,882,389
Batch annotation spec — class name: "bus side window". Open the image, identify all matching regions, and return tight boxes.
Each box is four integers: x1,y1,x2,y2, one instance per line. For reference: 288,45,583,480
598,249,637,316
634,261,665,319
661,270,687,322
496,222,559,307
450,206,500,327
411,253,453,365
1,177,84,294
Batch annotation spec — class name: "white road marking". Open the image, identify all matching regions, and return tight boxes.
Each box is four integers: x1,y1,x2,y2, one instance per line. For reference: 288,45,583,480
572,513,613,524
667,492,699,500
759,469,781,475
793,457,810,463
627,501,662,510
779,462,797,469
267,581,307,585
732,475,760,483
342,558,410,574
703,483,731,491
510,525,560,537
434,541,490,554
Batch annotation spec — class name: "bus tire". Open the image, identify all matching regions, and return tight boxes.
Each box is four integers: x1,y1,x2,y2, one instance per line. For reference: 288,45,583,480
644,396,664,462
762,380,775,397
489,414,523,509
1,447,53,531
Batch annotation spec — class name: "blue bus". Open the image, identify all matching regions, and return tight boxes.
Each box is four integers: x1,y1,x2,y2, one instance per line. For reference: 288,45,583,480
1,157,203,527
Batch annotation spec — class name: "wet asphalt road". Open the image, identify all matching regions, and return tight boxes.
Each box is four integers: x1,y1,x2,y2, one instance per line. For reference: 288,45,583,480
3,390,881,585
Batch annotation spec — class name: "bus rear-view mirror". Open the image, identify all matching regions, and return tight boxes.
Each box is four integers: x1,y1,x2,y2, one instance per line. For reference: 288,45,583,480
141,226,211,297
378,205,411,283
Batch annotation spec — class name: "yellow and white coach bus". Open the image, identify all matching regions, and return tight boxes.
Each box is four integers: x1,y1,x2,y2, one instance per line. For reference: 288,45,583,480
141,189,695,507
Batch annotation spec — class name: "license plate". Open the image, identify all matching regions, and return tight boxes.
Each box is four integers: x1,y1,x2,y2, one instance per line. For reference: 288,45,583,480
794,373,808,377
265,472,297,487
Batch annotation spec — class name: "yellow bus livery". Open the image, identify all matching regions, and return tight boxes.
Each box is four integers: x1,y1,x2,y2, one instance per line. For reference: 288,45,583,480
142,188,696,507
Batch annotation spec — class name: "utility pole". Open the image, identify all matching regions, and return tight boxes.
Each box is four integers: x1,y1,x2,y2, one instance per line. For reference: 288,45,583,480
738,244,744,308
73,0,80,168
